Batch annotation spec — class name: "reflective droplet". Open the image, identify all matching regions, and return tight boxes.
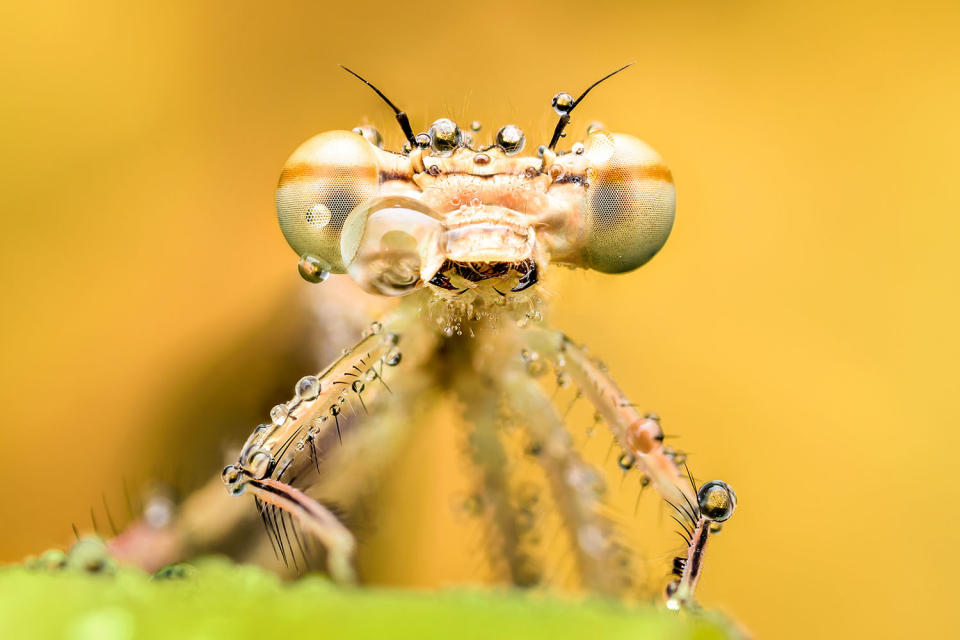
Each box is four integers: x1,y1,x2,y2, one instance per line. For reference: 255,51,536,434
305,203,332,229
39,549,68,571
269,404,290,426
443,326,454,337
586,121,605,134
618,453,634,470
68,538,116,574
144,494,176,527
385,332,400,345
524,166,539,179
330,404,341,416
295,375,321,401
469,197,482,207
428,118,462,156
351,380,365,393
245,449,272,479
549,164,566,181
709,522,724,534
572,142,585,155
386,352,402,366
352,125,383,147
365,369,377,381
369,321,383,334
298,254,331,284
153,563,196,581
470,120,482,132
414,132,430,148
697,480,737,523
552,91,575,115
427,164,441,176
221,464,241,485
496,124,525,155
401,142,412,154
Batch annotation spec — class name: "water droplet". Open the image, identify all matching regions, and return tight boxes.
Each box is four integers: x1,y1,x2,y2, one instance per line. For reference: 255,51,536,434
351,125,383,147
549,164,566,181
269,404,289,426
386,352,402,366
365,369,377,381
295,375,321,401
296,441,306,451
496,124,525,155
385,332,400,345
556,372,570,387
305,203,332,229
245,450,272,479
618,453,634,470
443,326,454,337
523,166,539,178
351,380,365,393
427,164,442,176
153,563,196,581
552,92,574,115
586,121,605,135
572,142,586,155
470,120,482,132
469,197,481,207
144,494,176,527
39,549,68,571
298,254,330,284
428,118,462,156
67,538,116,574
330,405,341,416
369,321,382,334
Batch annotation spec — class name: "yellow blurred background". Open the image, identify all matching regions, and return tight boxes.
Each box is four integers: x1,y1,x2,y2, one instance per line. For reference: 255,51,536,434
2,1,958,637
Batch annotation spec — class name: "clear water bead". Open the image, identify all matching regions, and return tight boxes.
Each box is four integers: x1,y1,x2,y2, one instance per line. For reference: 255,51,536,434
351,380,365,393
495,124,525,155
428,118,462,156
295,375,321,401
269,404,290,426
298,254,330,284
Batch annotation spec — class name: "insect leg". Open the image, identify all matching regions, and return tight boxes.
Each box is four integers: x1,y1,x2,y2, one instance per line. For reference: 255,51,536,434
522,327,697,511
498,366,629,597
221,304,423,581
453,367,538,587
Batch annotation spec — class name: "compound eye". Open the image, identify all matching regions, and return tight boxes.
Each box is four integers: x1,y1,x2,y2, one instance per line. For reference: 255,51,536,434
697,480,737,523
276,131,381,274
581,131,676,273
340,196,443,296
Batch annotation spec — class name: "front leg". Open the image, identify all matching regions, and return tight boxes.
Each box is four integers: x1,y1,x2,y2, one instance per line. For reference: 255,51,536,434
220,303,421,582
522,327,697,512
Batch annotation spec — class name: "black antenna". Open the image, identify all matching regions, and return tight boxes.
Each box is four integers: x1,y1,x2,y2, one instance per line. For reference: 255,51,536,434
547,62,634,151
339,65,417,147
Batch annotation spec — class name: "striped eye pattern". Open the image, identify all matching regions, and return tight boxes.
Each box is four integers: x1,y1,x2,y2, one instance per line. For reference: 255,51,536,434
581,132,676,274
276,130,381,273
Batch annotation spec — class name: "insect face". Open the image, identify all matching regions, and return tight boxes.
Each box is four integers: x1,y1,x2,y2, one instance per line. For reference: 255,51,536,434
276,67,676,309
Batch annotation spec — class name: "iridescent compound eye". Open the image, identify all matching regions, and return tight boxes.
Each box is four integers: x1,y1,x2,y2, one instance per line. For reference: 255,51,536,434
580,131,676,273
276,130,381,275
340,196,443,296
697,480,737,523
